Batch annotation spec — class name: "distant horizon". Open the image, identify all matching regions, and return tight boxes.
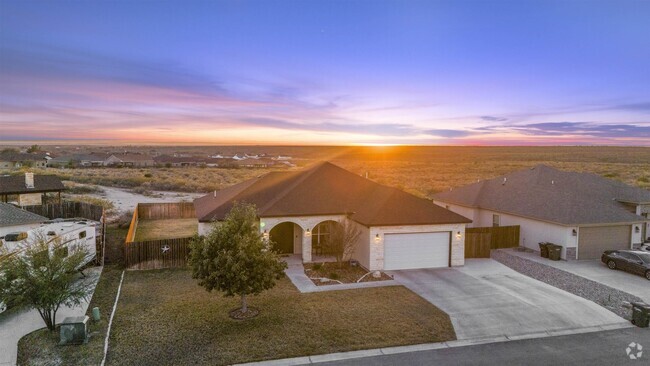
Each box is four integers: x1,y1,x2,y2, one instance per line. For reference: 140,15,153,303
1,1,649,145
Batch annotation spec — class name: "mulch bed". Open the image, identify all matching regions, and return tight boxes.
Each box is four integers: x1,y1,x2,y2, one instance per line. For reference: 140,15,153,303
304,261,393,286
229,307,260,320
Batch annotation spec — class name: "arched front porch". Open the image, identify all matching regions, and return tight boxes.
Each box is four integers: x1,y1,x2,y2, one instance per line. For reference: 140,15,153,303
268,221,303,255
262,215,347,263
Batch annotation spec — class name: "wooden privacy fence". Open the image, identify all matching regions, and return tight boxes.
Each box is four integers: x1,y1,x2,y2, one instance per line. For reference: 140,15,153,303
137,202,196,220
465,225,520,258
22,201,104,221
124,237,193,270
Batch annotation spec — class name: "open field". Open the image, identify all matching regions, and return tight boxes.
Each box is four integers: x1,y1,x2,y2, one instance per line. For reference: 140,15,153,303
105,270,455,366
3,147,649,197
133,219,198,241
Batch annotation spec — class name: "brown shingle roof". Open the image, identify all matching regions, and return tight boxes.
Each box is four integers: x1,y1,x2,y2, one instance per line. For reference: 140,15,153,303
0,175,65,195
0,203,48,227
194,162,471,226
433,164,650,225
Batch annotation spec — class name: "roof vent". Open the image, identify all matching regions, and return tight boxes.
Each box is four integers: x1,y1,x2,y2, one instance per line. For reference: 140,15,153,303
551,180,555,185
502,177,507,185
25,172,34,189
214,190,217,197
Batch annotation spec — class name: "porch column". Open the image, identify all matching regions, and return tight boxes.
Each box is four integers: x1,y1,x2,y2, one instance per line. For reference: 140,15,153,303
302,231,312,263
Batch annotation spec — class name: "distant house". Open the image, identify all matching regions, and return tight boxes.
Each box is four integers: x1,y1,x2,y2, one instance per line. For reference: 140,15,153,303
105,153,155,167
0,173,65,206
433,165,650,260
0,152,48,169
0,203,48,237
232,158,276,168
194,162,470,271
48,153,108,167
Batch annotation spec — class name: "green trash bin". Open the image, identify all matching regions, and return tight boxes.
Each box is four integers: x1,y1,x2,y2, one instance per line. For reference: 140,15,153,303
547,244,562,261
539,242,549,258
631,302,650,328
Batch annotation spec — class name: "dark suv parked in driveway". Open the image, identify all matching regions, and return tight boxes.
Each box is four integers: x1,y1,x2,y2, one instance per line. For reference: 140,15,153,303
601,250,650,280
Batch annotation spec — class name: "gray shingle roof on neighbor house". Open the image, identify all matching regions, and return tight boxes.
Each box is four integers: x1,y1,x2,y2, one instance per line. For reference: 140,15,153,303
0,203,48,227
433,164,650,226
195,161,471,227
0,175,65,195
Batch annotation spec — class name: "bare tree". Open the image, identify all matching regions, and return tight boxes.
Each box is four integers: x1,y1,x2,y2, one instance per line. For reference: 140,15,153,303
325,220,362,268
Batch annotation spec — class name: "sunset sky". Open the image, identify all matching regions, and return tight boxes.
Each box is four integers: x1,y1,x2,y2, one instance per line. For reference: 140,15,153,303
1,0,649,145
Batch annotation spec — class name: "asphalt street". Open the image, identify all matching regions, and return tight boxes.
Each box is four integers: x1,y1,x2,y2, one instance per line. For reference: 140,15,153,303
319,327,650,366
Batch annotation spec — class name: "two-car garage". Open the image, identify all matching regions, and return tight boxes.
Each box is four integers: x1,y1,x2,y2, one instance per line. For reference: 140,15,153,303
383,231,451,270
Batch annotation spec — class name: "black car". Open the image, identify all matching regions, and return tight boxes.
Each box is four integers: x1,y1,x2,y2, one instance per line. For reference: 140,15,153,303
601,250,650,280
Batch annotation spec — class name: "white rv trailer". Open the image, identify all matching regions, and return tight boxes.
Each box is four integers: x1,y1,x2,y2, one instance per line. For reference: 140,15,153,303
0,219,98,313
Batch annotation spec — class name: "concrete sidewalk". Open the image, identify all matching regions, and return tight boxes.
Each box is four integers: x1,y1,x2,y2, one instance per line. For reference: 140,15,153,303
0,266,103,366
504,249,650,303
283,256,400,293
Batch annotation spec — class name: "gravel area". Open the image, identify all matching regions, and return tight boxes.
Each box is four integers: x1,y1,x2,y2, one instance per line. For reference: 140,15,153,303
492,249,642,319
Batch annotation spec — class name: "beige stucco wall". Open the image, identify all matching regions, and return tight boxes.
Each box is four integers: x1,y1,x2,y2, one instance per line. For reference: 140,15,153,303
367,223,466,271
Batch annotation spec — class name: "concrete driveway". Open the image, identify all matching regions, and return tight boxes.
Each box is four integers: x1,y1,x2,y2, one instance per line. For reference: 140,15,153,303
506,250,650,303
390,259,629,340
0,266,102,366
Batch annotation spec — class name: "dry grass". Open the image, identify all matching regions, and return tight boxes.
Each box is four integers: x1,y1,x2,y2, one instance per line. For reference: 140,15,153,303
5,147,649,198
17,264,124,366
133,219,198,241
106,269,455,366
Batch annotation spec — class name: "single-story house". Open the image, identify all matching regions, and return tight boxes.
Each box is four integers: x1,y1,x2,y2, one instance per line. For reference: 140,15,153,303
0,203,48,238
48,153,108,167
194,162,471,271
0,152,48,169
0,173,65,206
105,153,155,167
433,165,650,260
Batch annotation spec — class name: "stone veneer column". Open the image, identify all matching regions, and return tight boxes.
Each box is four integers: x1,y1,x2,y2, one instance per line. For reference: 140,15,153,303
302,232,312,263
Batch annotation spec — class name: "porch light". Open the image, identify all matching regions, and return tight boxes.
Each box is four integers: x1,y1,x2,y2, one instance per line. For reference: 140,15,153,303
260,222,266,228
374,234,381,242
456,231,462,240
305,228,311,237
572,229,577,236
263,230,269,240
635,226,640,233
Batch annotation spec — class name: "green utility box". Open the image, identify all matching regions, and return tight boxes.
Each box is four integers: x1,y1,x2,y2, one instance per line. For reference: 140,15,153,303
547,244,562,261
631,302,650,328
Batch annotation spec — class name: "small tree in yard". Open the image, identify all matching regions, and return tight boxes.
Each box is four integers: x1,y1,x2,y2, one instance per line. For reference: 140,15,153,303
189,202,287,318
0,234,92,331
326,220,362,268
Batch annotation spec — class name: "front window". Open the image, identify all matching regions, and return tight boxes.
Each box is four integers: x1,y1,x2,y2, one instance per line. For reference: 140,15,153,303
637,253,650,263
312,221,334,255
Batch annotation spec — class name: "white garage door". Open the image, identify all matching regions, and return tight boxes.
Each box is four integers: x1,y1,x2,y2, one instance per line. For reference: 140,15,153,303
384,232,450,270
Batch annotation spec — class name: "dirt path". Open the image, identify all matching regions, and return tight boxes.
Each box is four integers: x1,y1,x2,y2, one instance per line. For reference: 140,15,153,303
88,186,204,214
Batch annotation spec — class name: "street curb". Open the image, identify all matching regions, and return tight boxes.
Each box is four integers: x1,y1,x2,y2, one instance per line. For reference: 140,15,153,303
233,322,634,366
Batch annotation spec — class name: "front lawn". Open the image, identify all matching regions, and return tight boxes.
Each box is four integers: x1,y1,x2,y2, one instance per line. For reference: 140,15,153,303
133,218,198,241
305,261,392,286
106,269,455,366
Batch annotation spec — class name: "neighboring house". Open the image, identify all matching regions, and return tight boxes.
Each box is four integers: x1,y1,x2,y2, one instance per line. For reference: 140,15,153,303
0,152,48,169
0,173,65,206
0,203,48,238
105,153,155,167
229,157,277,168
433,165,650,260
48,153,108,167
194,162,471,271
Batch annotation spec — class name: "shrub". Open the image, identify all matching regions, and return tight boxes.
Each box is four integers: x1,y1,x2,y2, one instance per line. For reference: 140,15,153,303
144,173,153,178
312,263,322,270
329,272,339,280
